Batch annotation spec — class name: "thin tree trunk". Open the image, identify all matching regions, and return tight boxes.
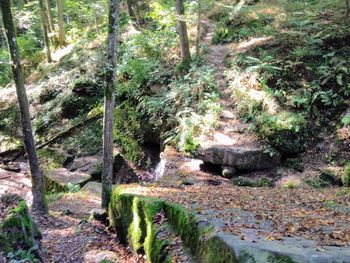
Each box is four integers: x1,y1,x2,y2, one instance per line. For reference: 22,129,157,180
175,0,191,72
346,0,350,18
196,0,202,58
45,0,55,32
102,0,120,209
0,0,47,214
38,0,52,62
57,0,65,46
94,12,100,35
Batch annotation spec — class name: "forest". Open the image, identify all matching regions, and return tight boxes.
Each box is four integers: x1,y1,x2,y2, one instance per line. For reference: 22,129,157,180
0,0,350,262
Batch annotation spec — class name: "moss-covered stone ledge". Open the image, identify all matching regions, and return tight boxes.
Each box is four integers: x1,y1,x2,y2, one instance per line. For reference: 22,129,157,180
109,186,350,263
109,186,237,263
0,194,41,259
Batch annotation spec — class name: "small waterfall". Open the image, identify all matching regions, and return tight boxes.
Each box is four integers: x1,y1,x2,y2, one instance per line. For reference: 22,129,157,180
153,153,166,181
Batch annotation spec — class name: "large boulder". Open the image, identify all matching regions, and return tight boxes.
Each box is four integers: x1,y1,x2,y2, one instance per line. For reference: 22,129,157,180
81,181,102,197
0,195,41,257
45,168,91,192
68,155,101,178
197,145,280,170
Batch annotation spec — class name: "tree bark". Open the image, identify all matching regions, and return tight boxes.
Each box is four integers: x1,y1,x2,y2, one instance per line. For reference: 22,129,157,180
45,0,55,32
102,0,120,209
38,0,52,62
346,0,350,18
0,0,48,214
175,0,191,72
56,0,65,46
196,0,202,58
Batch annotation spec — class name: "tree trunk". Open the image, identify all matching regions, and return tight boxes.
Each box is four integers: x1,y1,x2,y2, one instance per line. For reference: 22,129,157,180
175,0,191,73
38,0,52,62
102,0,120,209
196,0,202,58
45,0,55,32
346,0,350,18
56,0,65,46
0,0,48,214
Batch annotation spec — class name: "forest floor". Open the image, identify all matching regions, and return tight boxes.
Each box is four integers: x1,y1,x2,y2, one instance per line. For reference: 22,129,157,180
33,193,143,263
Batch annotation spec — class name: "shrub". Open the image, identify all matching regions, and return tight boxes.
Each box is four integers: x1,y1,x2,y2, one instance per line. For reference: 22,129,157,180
257,111,307,153
342,166,350,187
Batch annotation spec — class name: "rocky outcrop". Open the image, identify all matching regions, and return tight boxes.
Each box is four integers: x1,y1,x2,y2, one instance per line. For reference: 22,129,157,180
81,181,102,197
0,195,42,259
110,186,350,263
45,168,91,192
197,145,281,170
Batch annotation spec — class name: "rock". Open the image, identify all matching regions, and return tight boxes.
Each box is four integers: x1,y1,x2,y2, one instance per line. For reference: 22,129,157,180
68,155,101,178
45,168,91,192
0,162,21,173
38,147,74,169
197,145,281,170
81,181,102,197
182,178,196,186
0,195,41,256
221,166,237,178
83,250,119,263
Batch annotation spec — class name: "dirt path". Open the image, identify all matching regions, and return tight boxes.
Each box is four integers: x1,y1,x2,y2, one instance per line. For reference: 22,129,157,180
34,193,143,263
200,21,263,149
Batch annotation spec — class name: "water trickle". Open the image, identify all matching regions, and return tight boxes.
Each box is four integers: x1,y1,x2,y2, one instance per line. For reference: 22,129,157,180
153,153,166,181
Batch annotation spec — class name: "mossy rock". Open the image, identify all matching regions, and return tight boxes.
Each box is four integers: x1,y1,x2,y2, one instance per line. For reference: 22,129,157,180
109,190,168,263
257,112,307,154
38,88,59,104
232,177,274,187
60,93,98,118
109,187,237,263
342,165,350,187
38,147,73,170
0,195,41,255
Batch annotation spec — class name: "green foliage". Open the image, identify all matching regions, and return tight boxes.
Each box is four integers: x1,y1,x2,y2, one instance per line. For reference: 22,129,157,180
62,119,102,156
232,176,274,187
212,7,276,44
67,183,81,193
0,105,20,137
257,111,307,153
6,247,39,263
114,101,144,165
0,49,12,86
341,112,350,127
342,166,350,187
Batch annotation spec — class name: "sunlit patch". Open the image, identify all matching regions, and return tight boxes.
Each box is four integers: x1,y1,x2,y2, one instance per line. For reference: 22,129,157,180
51,44,74,62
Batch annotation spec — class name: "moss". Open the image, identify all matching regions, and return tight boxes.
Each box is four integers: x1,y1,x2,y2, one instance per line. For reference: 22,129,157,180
44,175,68,193
109,189,169,263
163,202,202,254
0,199,41,255
200,235,237,263
38,148,69,170
342,165,350,187
110,187,238,263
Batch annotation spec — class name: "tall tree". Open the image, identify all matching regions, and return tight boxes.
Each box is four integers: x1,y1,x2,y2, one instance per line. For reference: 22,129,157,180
175,0,191,72
38,0,52,62
102,0,120,209
196,0,202,58
45,0,55,32
56,0,65,46
0,0,48,214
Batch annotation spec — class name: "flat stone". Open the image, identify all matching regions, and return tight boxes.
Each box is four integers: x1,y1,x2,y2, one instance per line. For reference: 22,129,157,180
81,181,102,196
197,145,280,170
46,168,91,187
216,233,350,263
83,250,119,263
68,155,100,175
